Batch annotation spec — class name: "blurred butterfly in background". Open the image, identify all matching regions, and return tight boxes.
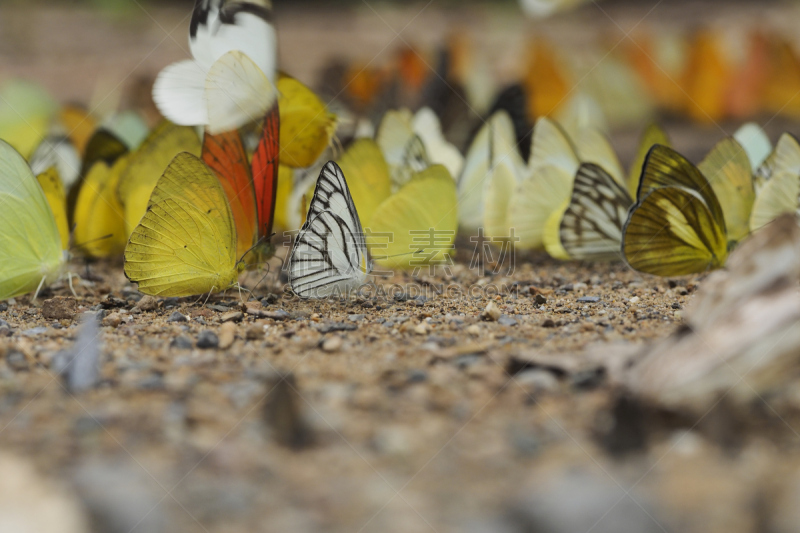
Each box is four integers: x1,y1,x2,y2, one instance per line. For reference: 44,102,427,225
0,140,68,300
288,161,371,299
750,132,800,231
623,135,756,277
153,0,278,134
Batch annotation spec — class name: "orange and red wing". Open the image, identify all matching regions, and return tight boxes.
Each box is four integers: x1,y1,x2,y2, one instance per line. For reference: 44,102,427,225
202,130,258,258
252,103,280,240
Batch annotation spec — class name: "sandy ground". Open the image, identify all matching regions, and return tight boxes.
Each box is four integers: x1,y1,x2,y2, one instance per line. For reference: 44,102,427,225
3,2,800,532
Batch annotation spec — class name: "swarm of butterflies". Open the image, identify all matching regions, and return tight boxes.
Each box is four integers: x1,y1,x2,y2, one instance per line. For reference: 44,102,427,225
1,0,799,302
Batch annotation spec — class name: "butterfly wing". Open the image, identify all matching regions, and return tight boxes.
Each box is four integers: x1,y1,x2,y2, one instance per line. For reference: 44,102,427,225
336,139,392,228
697,137,754,243
251,103,280,240
733,122,772,172
545,163,633,261
202,128,258,258
73,157,128,258
750,169,800,231
288,161,369,298
623,147,729,276
278,75,337,168
117,121,202,237
627,123,670,198
35,167,70,251
29,135,81,191
0,140,64,300
755,133,800,188
124,153,239,297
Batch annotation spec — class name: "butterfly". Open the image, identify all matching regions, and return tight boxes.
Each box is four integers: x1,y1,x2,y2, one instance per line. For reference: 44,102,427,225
542,124,668,261
506,117,623,250
287,161,370,299
0,79,57,159
750,132,800,231
153,0,277,134
202,103,280,261
0,140,68,300
116,121,202,237
124,152,243,297
622,137,755,277
277,75,338,169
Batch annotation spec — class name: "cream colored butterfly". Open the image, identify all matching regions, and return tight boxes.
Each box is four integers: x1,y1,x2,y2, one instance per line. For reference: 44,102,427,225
750,132,800,231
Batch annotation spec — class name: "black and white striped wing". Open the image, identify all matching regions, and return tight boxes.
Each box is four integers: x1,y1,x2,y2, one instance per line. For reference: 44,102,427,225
560,163,633,261
288,162,369,298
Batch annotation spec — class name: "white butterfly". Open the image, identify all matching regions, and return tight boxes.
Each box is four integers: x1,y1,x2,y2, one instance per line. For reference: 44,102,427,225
153,0,277,134
287,162,371,299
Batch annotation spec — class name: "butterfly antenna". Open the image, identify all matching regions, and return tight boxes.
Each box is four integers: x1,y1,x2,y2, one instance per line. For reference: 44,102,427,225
71,234,113,252
237,233,276,264
68,271,77,298
32,275,46,302
371,249,425,260
249,263,273,298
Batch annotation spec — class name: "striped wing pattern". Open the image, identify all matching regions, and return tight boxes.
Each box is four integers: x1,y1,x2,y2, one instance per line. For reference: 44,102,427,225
560,163,633,261
288,162,369,298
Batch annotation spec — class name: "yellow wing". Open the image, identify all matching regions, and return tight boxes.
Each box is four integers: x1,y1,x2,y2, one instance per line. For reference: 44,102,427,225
124,153,240,297
336,139,392,228
0,80,56,158
574,128,625,186
623,187,728,276
117,121,201,237
278,75,338,168
628,123,670,198
623,146,728,277
750,169,800,231
73,156,129,258
0,140,64,300
755,133,800,189
367,165,457,270
484,112,526,241
36,167,69,250
508,164,575,250
273,164,294,231
697,137,754,243
59,105,97,156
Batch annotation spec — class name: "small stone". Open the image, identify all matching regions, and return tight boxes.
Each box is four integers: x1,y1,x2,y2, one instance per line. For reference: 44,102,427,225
162,297,181,308
245,325,264,340
467,324,481,336
348,314,366,322
100,295,127,309
171,336,193,350
671,302,682,309
316,322,357,333
534,294,547,305
498,315,518,327
261,293,279,306
196,330,219,349
322,336,343,352
218,322,237,350
577,296,600,303
167,311,188,323
207,304,229,313
481,302,502,321
541,319,556,328
42,297,77,320
22,327,48,337
360,301,374,309
264,373,315,450
133,295,158,312
629,296,641,304
6,351,28,371
414,322,430,335
220,311,243,323
0,302,7,312
101,312,122,328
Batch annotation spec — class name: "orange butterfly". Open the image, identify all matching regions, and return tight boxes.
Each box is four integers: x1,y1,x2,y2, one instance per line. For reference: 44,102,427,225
202,103,280,263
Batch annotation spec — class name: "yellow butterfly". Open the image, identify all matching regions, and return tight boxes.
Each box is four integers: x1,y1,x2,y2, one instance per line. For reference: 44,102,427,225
0,140,67,300
124,153,243,297
750,133,800,231
0,79,57,158
622,140,754,277
116,121,201,237
278,75,338,169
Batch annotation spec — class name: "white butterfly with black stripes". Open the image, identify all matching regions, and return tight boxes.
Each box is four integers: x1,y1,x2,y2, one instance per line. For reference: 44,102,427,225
153,0,277,134
545,162,633,261
288,162,371,299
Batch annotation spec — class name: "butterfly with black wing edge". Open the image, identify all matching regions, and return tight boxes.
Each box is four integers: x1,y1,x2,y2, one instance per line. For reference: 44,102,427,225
287,161,371,299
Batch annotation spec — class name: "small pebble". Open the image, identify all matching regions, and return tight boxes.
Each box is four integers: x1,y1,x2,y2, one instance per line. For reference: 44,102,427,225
220,311,244,323
534,294,547,305
467,324,481,336
481,302,502,321
171,336,194,350
261,293,279,306
245,325,265,340
414,322,430,335
322,336,343,352
577,296,600,303
196,330,219,349
629,296,641,304
498,315,518,327
541,319,556,328
0,302,7,312
133,295,159,312
6,351,28,372
218,322,237,349
348,314,366,322
167,311,188,323
42,297,77,320
22,327,48,337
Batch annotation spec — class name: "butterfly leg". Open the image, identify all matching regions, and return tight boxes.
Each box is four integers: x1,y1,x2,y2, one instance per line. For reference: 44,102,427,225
68,271,77,298
32,275,47,301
